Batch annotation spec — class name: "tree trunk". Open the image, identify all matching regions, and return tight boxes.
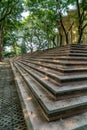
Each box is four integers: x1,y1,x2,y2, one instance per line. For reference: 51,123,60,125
0,25,3,62
59,17,69,45
52,36,57,48
76,0,84,44
77,28,83,44
65,33,69,45
0,43,2,62
30,48,33,53
59,33,62,47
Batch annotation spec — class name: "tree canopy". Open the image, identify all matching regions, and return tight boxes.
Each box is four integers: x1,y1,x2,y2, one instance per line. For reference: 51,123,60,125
0,0,87,61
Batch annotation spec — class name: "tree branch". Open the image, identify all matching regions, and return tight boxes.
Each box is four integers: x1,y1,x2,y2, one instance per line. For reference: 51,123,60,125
82,23,87,30
68,21,74,32
76,0,81,23
0,0,19,22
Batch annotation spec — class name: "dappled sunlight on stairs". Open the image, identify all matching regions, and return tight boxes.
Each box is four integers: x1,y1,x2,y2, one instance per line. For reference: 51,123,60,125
10,44,87,130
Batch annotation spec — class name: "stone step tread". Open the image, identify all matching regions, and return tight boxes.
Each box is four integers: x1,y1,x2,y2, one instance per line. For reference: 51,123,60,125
43,53,87,56
14,62,87,99
47,50,87,54
15,61,60,87
16,61,87,90
24,50,87,57
21,59,87,69
13,63,87,120
20,59,87,69
20,59,63,68
19,64,87,92
70,44,87,46
34,56,87,60
20,59,87,73
46,46,87,50
16,61,87,83
23,58,87,64
69,46,87,50
26,58,87,64
19,61,62,76
22,46,87,59
11,61,87,130
43,46,87,53
39,47,87,55
70,45,87,48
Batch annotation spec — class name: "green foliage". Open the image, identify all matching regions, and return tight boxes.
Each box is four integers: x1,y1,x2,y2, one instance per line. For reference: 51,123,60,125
1,0,87,59
0,0,23,22
20,43,27,54
0,0,25,59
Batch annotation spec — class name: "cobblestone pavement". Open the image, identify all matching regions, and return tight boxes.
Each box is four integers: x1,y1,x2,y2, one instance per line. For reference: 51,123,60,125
0,62,27,130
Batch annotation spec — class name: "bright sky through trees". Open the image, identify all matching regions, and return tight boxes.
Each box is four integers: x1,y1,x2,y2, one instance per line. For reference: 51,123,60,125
21,11,29,18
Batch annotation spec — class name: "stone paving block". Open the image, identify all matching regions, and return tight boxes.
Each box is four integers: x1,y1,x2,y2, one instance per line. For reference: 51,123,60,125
0,62,27,130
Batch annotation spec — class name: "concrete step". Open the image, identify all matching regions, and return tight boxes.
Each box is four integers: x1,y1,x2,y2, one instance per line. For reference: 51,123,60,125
11,62,87,121
25,56,87,63
17,46,84,57
18,45,87,61
10,44,87,129
20,57,87,69
42,53,87,57
68,44,87,50
19,60,63,76
14,61,87,100
20,45,87,60
19,59,87,75
24,48,87,57
16,61,87,86
41,45,87,54
68,45,87,49
10,60,87,130
46,50,87,54
44,55,87,59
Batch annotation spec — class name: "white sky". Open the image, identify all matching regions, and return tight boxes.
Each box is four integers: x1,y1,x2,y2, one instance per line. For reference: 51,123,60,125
21,11,29,18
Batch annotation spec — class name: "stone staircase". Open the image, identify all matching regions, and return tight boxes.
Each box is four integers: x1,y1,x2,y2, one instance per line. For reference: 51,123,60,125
10,44,87,130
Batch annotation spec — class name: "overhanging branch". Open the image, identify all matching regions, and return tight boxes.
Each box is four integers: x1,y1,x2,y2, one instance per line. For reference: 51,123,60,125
0,0,19,22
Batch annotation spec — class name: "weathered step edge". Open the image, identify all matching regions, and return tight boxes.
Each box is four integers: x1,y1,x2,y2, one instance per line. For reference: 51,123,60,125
16,61,87,100
14,62,87,122
11,63,87,129
16,61,87,86
19,59,87,75
10,61,34,130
